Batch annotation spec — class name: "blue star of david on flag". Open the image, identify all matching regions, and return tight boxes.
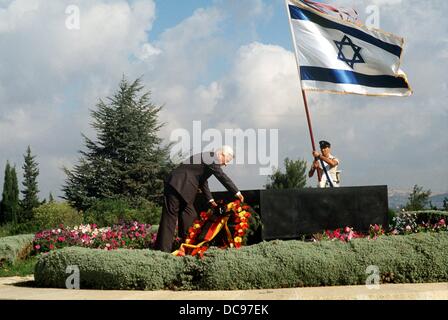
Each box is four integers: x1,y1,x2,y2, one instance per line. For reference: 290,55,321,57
287,0,412,96
334,35,365,69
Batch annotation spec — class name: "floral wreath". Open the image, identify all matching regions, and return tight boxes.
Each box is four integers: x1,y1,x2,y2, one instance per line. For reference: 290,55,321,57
173,200,254,258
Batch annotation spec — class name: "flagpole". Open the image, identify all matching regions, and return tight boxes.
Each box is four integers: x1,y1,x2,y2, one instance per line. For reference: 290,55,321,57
300,89,317,153
285,0,322,183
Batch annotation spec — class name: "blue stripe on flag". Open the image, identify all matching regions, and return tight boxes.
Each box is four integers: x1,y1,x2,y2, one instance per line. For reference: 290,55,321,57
300,66,409,88
289,4,402,57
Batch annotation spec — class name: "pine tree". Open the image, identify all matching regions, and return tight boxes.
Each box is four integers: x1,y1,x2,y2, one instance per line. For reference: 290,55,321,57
63,77,172,211
266,158,307,190
1,162,20,224
49,192,55,203
20,146,40,222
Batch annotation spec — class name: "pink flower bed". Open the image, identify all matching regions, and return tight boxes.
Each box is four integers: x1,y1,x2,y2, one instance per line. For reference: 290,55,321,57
316,219,447,243
33,222,157,253
317,224,384,242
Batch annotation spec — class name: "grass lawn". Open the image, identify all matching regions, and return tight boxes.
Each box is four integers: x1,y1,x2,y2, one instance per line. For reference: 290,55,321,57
0,256,38,278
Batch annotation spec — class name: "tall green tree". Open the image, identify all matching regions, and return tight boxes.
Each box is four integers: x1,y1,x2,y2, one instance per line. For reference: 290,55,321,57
10,166,19,223
404,185,431,211
20,146,40,222
0,162,20,224
63,77,172,211
266,158,307,190
0,162,11,224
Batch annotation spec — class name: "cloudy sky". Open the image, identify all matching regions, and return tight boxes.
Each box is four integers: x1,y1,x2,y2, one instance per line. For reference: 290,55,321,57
0,0,447,200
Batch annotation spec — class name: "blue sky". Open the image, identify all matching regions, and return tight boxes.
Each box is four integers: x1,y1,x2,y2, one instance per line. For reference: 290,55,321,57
149,0,294,85
0,0,447,200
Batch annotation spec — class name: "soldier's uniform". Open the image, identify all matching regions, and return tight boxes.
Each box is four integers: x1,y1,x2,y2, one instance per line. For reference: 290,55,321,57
317,140,341,188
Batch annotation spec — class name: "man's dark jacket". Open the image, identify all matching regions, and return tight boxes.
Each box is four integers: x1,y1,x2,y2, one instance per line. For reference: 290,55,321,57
166,152,239,204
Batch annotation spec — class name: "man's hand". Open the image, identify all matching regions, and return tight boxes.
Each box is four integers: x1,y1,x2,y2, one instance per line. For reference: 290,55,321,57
236,192,244,203
312,151,320,158
210,200,218,208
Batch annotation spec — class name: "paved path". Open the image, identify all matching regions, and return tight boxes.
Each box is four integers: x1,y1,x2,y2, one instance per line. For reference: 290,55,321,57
0,276,447,300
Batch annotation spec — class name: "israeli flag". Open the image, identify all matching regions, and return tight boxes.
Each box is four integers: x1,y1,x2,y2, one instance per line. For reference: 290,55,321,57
286,0,412,97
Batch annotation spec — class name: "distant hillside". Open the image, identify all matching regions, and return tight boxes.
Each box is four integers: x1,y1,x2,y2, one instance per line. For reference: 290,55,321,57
388,190,448,210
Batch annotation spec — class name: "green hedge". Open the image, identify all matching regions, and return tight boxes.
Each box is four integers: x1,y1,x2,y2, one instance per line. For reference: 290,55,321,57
0,234,35,266
403,210,448,221
34,233,448,290
0,222,41,237
34,247,188,290
198,233,448,290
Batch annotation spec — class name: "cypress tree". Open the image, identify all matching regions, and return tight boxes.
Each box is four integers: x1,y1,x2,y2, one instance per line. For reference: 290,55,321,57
63,77,172,211
10,166,19,224
20,146,40,222
1,162,20,224
0,161,12,224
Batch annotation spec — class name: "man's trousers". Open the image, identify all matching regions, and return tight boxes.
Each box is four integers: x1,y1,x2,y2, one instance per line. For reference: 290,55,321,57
154,184,198,253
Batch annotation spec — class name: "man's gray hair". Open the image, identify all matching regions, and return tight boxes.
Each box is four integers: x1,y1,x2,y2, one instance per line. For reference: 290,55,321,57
216,145,234,158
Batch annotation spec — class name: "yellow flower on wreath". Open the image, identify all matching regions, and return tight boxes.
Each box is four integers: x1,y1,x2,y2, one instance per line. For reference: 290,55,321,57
234,237,242,243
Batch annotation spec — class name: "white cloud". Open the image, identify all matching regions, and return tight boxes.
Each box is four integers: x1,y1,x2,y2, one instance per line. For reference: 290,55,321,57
0,0,157,198
0,0,447,200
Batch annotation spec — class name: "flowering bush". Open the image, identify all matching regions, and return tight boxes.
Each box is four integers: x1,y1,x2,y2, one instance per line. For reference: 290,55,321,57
389,211,448,235
33,221,157,253
416,218,447,233
391,212,418,234
316,224,383,243
314,218,446,243
322,226,364,242
369,224,385,239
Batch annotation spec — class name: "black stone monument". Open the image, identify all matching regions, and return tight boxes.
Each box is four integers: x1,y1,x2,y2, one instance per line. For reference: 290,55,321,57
194,186,389,241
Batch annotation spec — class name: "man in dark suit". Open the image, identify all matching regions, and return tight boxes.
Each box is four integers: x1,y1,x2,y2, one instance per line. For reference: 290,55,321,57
155,146,244,252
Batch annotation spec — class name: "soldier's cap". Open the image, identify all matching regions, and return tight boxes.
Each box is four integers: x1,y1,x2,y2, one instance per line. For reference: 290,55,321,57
319,140,331,149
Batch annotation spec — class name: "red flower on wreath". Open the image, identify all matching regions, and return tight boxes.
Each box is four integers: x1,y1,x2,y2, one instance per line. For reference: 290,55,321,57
176,200,254,257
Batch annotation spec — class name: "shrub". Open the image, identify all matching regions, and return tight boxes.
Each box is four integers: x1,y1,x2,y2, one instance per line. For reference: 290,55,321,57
34,232,448,290
197,233,448,290
407,210,448,224
0,221,41,237
84,197,161,227
391,210,448,234
33,202,83,230
34,247,186,290
387,209,396,227
0,234,34,267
